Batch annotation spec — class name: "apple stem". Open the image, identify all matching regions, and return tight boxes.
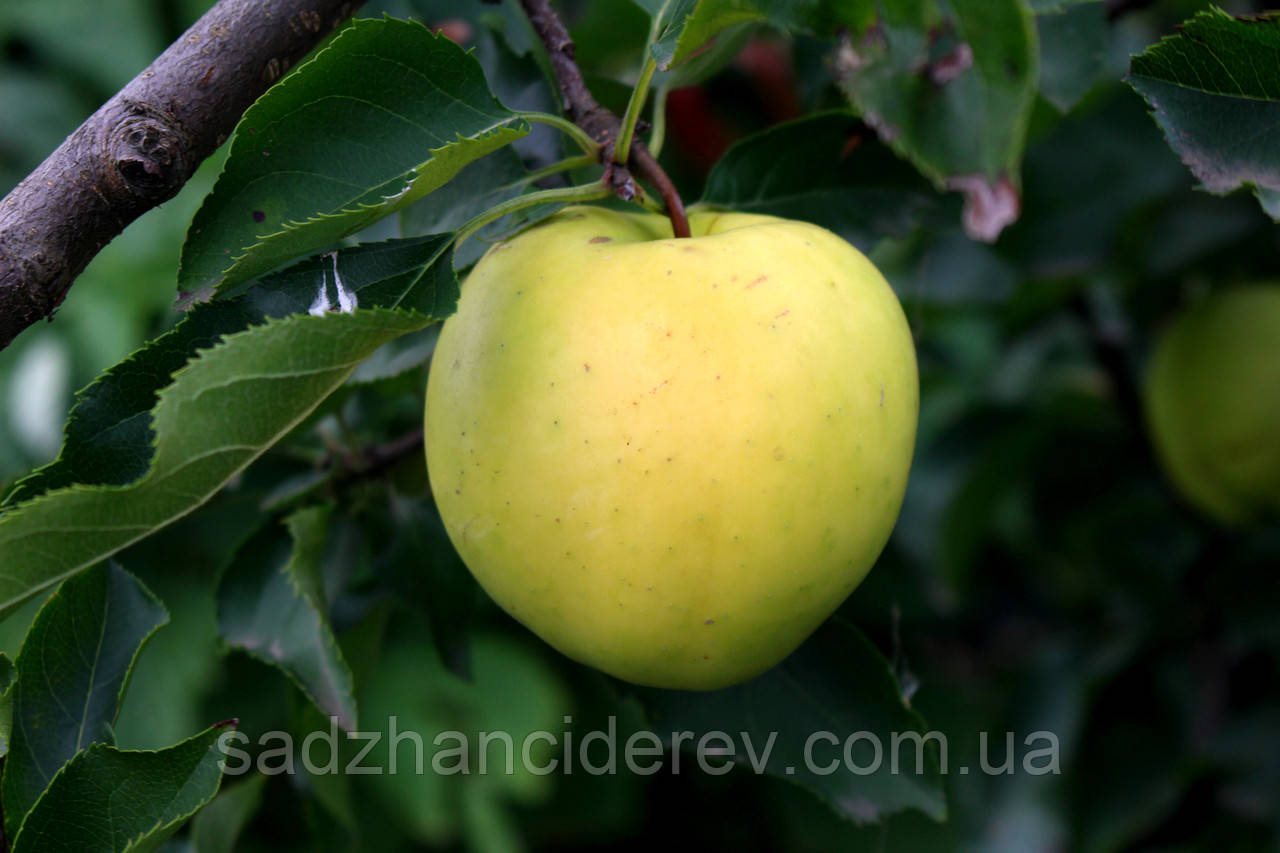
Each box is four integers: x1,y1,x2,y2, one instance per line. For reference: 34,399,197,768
518,0,692,239
633,147,691,237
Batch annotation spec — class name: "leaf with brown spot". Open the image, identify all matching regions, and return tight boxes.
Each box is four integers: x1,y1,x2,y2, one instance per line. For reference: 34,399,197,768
1128,8,1280,220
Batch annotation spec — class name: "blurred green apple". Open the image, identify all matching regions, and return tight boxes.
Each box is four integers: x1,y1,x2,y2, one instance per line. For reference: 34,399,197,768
424,205,918,689
1145,285,1280,525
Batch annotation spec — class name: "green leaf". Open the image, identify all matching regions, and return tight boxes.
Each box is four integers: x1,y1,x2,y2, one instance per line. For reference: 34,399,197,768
0,652,15,759
5,235,454,510
0,309,433,617
190,773,267,853
1037,1,1107,112
836,0,1038,241
700,111,935,250
376,493,482,676
1,562,169,839
649,0,758,70
348,328,437,386
398,146,560,269
217,506,358,731
637,618,946,824
654,19,758,90
637,0,875,70
361,629,569,847
10,722,233,853
1127,8,1280,219
178,17,526,299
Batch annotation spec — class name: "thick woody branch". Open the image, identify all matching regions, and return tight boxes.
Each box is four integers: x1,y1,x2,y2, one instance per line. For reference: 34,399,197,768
0,0,365,352
517,0,690,238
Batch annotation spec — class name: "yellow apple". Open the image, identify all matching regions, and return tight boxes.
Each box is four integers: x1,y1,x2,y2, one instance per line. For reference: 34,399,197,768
424,205,918,689
1145,285,1280,525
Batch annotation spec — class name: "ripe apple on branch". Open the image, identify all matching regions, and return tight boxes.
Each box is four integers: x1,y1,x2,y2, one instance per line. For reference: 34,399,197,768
421,1,920,689
426,206,917,689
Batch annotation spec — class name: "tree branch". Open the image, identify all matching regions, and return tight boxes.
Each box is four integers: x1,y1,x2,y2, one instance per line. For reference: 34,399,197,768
0,0,366,352
517,0,690,238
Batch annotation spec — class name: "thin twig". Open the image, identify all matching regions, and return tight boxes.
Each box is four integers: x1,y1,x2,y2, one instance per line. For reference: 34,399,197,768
330,427,425,490
517,0,691,238
0,0,365,352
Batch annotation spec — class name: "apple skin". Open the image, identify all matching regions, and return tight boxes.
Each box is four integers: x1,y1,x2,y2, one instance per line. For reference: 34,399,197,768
1145,285,1280,525
424,205,918,689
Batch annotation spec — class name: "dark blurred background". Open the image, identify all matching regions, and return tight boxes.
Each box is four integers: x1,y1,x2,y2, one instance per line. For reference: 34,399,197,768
2,1,1279,850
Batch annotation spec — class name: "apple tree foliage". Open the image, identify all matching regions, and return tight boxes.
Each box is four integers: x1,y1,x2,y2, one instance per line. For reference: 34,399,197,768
0,0,1279,850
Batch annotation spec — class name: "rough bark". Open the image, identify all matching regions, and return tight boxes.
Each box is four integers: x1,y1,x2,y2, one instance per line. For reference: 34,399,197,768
0,0,365,351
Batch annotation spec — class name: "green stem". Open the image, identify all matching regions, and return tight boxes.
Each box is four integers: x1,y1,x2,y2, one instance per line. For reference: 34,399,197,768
633,190,665,215
647,81,671,159
613,54,658,165
523,112,600,155
455,182,612,247
509,154,599,190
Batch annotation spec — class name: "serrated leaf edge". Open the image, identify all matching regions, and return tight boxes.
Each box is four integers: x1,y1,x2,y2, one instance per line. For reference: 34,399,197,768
0,309,429,613
221,506,359,732
10,723,233,853
202,123,526,300
2,563,171,839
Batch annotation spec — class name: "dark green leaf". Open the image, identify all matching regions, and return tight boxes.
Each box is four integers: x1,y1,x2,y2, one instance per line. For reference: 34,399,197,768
1,562,169,840
0,652,15,759
4,235,454,511
650,0,880,67
218,506,358,731
10,722,232,853
178,17,526,299
0,308,433,617
637,0,876,69
653,20,757,90
1037,1,1108,112
648,0,756,70
348,327,437,386
189,773,267,853
1128,8,1280,219
399,146,565,269
375,493,482,677
700,111,935,250
836,0,1038,241
637,618,946,823
1003,90,1190,276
